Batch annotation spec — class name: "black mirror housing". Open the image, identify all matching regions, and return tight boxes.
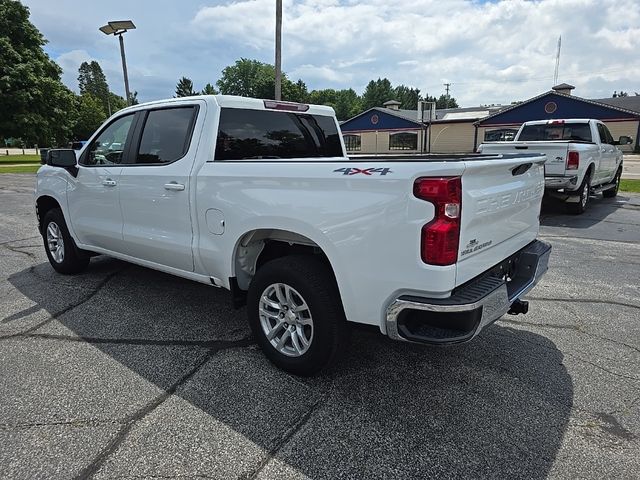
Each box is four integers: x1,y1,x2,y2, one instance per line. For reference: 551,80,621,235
618,135,633,146
47,149,77,167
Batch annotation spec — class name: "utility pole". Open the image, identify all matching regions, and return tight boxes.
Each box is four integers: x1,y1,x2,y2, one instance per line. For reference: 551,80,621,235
275,0,282,101
553,35,562,85
118,34,131,105
443,83,451,109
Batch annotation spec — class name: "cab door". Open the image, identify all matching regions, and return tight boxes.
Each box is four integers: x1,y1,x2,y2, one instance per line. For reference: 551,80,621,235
596,123,616,182
67,113,137,251
118,103,202,272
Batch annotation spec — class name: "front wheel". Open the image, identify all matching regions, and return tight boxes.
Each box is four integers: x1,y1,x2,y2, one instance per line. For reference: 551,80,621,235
566,173,591,215
247,255,349,376
602,168,622,198
42,208,90,274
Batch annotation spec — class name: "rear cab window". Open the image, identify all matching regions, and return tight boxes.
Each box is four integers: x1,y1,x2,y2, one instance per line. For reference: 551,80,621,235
214,108,343,160
518,123,593,142
135,107,198,164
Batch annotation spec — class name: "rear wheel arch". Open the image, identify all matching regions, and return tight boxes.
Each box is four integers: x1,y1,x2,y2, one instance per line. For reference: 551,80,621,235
232,229,337,292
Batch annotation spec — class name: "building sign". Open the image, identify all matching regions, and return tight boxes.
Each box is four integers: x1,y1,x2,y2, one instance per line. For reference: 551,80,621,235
545,101,558,114
370,114,379,125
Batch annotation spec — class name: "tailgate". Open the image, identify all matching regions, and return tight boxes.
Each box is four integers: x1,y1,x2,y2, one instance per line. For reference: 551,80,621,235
456,154,545,285
483,142,569,176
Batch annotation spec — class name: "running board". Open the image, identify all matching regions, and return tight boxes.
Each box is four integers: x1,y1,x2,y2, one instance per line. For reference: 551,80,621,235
590,181,616,195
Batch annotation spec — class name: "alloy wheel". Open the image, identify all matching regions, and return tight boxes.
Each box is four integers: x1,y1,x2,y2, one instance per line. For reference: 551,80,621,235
259,283,314,357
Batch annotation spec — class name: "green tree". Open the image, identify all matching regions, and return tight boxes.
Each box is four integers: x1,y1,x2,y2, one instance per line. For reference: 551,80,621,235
78,61,109,107
72,94,106,140
436,94,458,109
361,78,394,110
216,58,304,102
393,85,422,110
0,0,76,146
334,88,362,120
175,77,197,97
308,88,361,120
308,88,338,106
201,83,218,95
216,58,274,97
128,91,139,105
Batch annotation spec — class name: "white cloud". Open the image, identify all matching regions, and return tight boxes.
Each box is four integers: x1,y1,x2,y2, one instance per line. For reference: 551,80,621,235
22,0,640,105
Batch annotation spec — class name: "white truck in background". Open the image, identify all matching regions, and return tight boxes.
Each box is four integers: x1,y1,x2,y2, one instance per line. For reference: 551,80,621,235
35,95,551,375
478,119,632,214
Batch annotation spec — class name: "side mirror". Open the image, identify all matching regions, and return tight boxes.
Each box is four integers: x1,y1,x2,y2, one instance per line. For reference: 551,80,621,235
47,149,77,167
618,135,633,145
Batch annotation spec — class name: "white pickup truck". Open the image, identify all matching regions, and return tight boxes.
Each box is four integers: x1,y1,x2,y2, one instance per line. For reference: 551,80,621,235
478,119,632,214
36,95,551,375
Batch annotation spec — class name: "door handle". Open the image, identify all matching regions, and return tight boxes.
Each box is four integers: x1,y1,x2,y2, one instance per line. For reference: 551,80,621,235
164,182,185,191
102,179,117,187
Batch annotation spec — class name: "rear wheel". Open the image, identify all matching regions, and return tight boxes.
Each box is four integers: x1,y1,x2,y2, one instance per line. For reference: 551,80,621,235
602,168,622,198
566,172,591,215
247,255,349,376
42,208,90,274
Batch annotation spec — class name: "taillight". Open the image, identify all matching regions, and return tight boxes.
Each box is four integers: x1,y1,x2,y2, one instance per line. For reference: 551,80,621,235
414,177,462,266
567,151,579,170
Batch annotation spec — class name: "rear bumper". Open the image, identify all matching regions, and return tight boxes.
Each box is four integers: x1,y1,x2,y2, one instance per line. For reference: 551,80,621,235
385,240,551,345
545,174,578,190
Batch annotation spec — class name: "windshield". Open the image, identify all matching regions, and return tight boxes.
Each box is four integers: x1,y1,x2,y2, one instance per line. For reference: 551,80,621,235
518,123,592,142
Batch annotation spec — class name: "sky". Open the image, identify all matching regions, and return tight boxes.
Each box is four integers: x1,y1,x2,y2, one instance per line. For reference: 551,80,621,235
21,0,640,108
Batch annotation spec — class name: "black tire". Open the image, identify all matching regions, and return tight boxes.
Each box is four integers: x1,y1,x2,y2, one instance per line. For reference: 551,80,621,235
602,168,622,198
42,208,90,274
566,172,591,215
247,255,349,376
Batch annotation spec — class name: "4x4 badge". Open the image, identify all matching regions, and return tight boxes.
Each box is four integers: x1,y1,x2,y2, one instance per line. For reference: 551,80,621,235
333,167,392,176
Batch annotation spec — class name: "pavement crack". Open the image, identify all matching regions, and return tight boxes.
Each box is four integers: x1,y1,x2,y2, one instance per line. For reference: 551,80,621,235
0,235,40,246
500,318,640,354
16,333,254,348
0,419,125,431
73,336,253,480
0,268,125,340
242,378,335,480
2,243,37,260
527,295,640,311
567,353,640,382
500,318,580,331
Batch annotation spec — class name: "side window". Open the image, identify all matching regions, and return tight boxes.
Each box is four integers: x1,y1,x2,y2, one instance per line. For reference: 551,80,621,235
215,108,342,160
602,124,615,145
136,107,197,164
389,132,418,150
597,124,610,144
344,134,361,151
82,114,134,166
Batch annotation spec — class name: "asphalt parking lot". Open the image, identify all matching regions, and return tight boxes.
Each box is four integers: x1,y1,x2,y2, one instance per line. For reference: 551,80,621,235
1,173,639,479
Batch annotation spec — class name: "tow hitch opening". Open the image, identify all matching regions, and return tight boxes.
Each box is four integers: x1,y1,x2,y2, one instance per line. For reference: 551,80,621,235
508,299,529,315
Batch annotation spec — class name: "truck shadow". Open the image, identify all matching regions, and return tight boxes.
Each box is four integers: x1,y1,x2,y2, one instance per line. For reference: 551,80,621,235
7,258,573,479
540,193,633,229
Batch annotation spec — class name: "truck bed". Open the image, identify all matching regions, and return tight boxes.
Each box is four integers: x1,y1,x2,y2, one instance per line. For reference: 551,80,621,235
348,153,545,162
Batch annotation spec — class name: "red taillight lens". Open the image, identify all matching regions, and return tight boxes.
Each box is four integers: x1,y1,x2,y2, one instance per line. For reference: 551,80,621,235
567,151,579,170
414,177,462,266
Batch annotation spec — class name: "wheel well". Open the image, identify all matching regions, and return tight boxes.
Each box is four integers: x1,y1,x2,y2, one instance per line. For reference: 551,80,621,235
233,229,332,293
36,196,61,234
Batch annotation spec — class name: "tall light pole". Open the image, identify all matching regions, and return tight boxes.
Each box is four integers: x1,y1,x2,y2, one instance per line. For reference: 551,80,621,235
275,0,282,100
99,20,136,105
